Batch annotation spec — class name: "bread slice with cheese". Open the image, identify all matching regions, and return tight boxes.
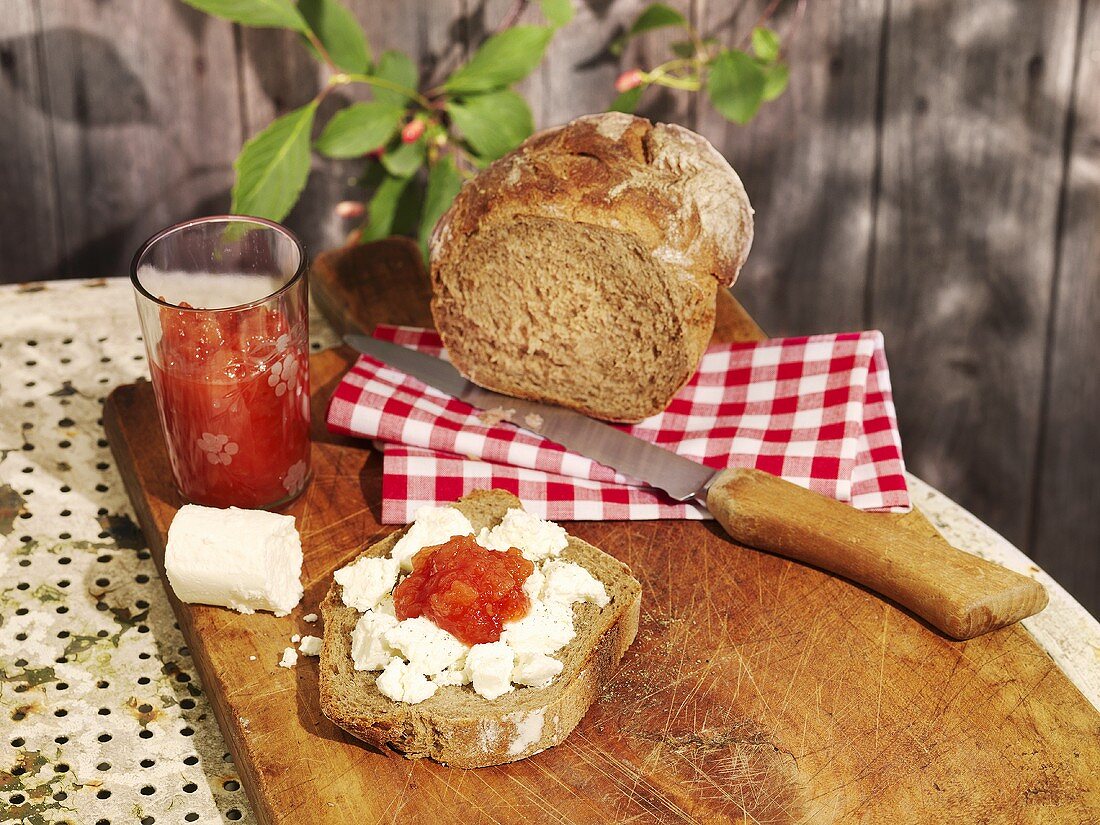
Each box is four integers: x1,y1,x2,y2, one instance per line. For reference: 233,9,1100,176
318,490,642,768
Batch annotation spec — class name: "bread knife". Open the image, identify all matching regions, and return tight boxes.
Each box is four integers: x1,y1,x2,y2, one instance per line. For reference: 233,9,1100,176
344,333,1047,639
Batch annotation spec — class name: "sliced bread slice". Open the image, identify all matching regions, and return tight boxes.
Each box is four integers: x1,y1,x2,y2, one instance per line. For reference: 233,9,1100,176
319,490,642,768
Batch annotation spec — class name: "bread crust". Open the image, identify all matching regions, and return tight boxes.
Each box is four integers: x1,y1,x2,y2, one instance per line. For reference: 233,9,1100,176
429,113,753,423
318,490,642,768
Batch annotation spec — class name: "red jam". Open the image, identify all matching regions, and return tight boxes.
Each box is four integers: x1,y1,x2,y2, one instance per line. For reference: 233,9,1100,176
393,535,534,645
149,301,310,509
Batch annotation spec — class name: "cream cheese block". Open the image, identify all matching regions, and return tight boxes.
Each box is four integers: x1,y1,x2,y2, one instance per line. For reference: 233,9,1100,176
164,504,303,616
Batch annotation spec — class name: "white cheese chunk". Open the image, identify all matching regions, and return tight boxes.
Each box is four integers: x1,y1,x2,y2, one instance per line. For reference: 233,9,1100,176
521,567,545,602
541,560,609,608
376,657,437,704
291,634,300,643
501,600,575,656
477,508,568,562
385,617,466,676
298,635,322,656
278,647,298,669
334,556,399,613
303,613,318,623
512,652,563,688
164,505,303,616
350,610,399,671
433,663,471,687
391,506,474,571
465,641,515,700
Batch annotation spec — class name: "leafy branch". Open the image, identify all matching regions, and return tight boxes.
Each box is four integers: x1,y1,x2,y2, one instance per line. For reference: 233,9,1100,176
609,3,789,124
183,0,791,258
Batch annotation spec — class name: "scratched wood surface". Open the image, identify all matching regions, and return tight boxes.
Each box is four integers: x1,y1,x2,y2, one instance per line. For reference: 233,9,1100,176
103,242,1100,824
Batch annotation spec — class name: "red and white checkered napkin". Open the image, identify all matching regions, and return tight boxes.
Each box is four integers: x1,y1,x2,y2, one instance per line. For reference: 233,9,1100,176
327,326,911,524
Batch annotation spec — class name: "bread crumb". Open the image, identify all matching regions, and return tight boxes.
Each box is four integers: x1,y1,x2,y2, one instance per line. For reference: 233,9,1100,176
303,613,318,623
522,413,544,431
478,407,515,426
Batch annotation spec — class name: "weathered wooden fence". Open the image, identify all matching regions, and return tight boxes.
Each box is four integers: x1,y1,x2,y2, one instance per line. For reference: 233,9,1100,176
1,0,1097,615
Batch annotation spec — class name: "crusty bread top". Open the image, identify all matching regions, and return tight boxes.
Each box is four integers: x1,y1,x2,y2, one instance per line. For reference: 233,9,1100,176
318,491,642,766
430,112,754,289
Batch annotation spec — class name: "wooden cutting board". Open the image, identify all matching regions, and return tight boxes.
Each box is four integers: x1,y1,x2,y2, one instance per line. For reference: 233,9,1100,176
105,239,1100,824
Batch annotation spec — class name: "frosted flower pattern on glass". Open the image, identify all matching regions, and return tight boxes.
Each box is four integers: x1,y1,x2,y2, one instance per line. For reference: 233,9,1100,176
282,459,308,494
268,352,299,398
197,432,239,466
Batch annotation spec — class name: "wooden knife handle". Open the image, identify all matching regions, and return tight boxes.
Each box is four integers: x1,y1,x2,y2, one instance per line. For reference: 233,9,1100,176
705,468,1048,639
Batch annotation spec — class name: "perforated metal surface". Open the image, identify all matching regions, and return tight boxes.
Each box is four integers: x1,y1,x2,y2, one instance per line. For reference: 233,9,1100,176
0,278,336,824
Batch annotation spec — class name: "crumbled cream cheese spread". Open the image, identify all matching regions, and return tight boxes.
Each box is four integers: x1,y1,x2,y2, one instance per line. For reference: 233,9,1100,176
335,506,609,704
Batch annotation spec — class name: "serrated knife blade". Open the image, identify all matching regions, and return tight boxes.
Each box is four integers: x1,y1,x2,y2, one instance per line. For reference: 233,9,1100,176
343,333,719,501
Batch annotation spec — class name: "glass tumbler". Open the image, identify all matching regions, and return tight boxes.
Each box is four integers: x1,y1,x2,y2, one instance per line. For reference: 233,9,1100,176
131,216,311,509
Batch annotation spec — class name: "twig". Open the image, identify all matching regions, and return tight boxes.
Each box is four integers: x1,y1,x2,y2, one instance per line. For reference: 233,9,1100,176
303,27,338,72
784,0,807,55
334,73,433,109
495,0,531,33
738,0,784,48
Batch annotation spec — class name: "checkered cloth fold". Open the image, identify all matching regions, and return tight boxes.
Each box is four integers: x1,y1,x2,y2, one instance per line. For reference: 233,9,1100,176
327,326,911,524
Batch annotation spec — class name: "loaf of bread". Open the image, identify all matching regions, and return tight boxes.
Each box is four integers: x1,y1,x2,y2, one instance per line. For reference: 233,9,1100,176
318,490,642,768
429,112,753,422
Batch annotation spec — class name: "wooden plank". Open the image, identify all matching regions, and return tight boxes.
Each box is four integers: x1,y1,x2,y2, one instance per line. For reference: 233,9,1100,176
869,0,1080,549
103,241,1100,823
695,0,886,336
1032,0,1100,617
35,1,244,278
0,0,62,282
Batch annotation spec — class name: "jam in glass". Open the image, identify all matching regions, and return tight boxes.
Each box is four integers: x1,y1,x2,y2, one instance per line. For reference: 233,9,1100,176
131,217,311,509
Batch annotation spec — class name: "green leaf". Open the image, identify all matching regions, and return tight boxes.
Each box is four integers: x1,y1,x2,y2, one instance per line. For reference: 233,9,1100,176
298,0,370,72
670,39,695,59
372,51,419,105
419,156,464,258
609,85,645,113
611,2,688,54
361,173,412,241
380,137,425,178
538,0,574,27
671,36,719,60
391,178,423,237
231,101,317,221
751,26,780,63
181,0,306,31
706,49,766,125
443,26,554,94
315,101,404,157
447,90,534,162
761,61,789,101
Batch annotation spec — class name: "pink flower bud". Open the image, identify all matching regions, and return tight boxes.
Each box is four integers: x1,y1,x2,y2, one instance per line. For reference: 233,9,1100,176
615,69,644,93
335,201,365,220
401,119,425,143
